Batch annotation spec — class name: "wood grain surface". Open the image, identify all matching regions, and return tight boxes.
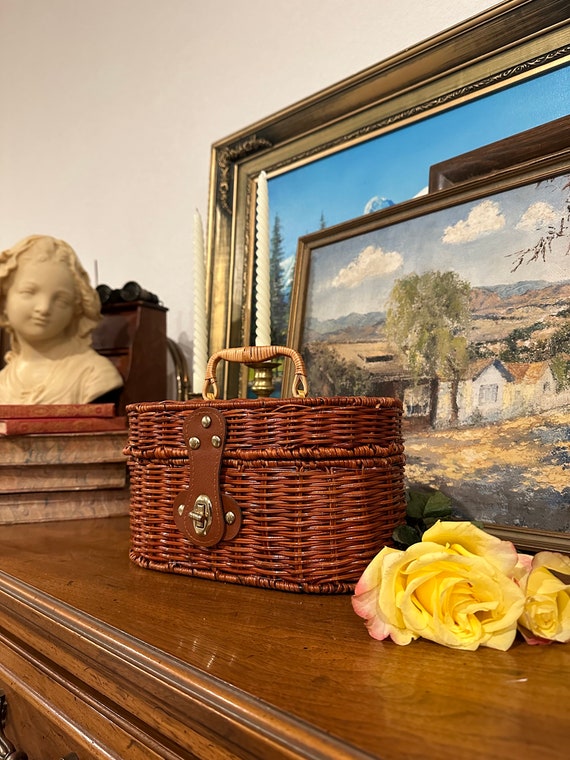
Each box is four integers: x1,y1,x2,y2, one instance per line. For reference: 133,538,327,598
0,516,568,759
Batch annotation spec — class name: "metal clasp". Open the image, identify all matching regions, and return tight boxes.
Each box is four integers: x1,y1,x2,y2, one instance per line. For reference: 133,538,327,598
188,494,213,536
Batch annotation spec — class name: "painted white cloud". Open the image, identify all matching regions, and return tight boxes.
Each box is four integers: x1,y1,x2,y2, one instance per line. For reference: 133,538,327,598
442,199,505,244
331,245,403,289
516,201,558,232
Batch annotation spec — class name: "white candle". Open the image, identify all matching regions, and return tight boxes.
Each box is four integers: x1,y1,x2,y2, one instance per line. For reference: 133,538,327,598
255,170,271,346
192,209,208,392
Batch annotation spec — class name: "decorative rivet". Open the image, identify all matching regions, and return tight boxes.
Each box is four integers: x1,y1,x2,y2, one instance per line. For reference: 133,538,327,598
189,436,201,449
211,435,222,448
178,504,184,516
201,415,212,428
225,511,236,525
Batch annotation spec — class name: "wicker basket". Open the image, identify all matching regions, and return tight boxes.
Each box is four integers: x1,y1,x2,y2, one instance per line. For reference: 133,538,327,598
125,346,406,593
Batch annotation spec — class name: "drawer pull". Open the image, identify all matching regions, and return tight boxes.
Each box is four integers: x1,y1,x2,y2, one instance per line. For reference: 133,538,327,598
0,691,79,760
0,691,27,760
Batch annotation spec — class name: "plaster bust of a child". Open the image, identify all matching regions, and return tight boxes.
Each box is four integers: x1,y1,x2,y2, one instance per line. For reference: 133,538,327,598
0,234,123,404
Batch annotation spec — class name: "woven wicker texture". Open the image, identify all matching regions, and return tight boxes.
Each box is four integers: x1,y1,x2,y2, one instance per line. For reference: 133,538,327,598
126,394,406,593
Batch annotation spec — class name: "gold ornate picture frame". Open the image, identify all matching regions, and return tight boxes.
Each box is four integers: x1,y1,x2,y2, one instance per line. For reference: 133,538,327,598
206,0,570,398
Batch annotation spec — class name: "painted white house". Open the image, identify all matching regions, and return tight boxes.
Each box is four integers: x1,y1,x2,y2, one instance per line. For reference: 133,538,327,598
434,358,569,428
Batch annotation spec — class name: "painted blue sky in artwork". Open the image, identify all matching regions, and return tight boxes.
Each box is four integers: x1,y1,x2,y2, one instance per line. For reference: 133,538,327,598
268,63,570,267
304,172,570,322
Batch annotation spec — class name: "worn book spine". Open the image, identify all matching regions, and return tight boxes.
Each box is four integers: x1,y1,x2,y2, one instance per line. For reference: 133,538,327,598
0,431,128,466
0,462,127,494
0,416,127,436
0,487,130,524
0,403,116,418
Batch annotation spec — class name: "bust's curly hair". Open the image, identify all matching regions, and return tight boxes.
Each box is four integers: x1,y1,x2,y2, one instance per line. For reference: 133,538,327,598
0,234,102,356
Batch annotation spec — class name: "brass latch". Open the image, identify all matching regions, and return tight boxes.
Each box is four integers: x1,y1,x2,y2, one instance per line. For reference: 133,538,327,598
186,495,213,536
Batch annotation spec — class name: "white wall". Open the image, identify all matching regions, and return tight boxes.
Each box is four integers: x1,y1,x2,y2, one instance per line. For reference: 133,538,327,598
0,0,498,391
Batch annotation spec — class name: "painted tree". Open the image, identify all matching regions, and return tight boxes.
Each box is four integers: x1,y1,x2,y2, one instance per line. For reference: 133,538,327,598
269,214,289,345
386,270,471,426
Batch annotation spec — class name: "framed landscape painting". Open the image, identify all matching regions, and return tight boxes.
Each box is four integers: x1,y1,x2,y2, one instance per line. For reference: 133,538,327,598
206,0,570,397
287,151,570,551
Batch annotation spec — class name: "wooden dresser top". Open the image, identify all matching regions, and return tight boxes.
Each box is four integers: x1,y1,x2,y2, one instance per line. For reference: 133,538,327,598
0,516,568,759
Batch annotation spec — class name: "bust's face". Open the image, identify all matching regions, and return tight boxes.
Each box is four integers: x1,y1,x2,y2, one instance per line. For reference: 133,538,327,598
5,258,76,347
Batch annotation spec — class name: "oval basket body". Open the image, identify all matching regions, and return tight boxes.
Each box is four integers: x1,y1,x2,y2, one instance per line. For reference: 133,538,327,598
125,396,406,593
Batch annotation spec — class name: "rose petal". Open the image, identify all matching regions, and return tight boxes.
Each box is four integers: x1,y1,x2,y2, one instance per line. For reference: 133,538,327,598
532,551,570,577
518,623,554,646
422,521,519,577
352,547,418,644
353,547,398,596
514,552,533,582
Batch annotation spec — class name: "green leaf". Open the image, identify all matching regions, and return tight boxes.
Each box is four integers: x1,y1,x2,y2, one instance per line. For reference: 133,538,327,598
423,491,453,518
392,524,422,548
406,490,429,519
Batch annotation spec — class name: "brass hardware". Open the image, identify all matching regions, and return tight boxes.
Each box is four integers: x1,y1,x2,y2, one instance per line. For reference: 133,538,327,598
176,407,242,548
188,436,201,450
249,361,278,398
188,495,213,536
0,690,27,759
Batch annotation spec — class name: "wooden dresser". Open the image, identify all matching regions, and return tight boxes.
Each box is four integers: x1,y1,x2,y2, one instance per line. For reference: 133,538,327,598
0,516,568,759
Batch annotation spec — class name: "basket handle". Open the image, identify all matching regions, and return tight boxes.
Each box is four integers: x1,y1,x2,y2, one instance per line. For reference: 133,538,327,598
203,345,309,399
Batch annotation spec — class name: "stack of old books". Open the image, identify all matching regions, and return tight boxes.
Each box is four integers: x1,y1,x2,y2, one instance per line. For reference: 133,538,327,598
0,403,130,524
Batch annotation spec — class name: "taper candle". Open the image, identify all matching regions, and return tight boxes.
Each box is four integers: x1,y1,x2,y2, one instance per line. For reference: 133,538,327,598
192,209,208,392
255,170,271,346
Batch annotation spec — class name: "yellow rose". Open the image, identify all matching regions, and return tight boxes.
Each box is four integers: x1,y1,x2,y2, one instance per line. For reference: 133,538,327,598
352,521,525,651
518,551,570,644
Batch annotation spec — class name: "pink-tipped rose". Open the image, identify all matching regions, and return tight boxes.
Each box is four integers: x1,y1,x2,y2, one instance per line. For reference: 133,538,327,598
352,521,525,651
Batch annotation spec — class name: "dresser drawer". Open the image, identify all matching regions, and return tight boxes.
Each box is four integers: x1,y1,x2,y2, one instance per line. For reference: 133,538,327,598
0,636,173,760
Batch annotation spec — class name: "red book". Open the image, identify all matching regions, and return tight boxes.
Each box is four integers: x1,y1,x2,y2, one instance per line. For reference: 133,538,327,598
0,403,116,419
0,416,127,436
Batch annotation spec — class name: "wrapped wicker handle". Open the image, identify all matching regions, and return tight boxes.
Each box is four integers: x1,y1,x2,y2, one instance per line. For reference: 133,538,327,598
203,345,309,400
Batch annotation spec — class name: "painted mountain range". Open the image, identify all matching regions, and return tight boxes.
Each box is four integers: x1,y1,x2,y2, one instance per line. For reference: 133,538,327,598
304,280,570,343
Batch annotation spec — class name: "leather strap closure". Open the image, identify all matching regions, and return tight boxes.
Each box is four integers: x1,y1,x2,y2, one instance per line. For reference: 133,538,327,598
173,407,241,548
